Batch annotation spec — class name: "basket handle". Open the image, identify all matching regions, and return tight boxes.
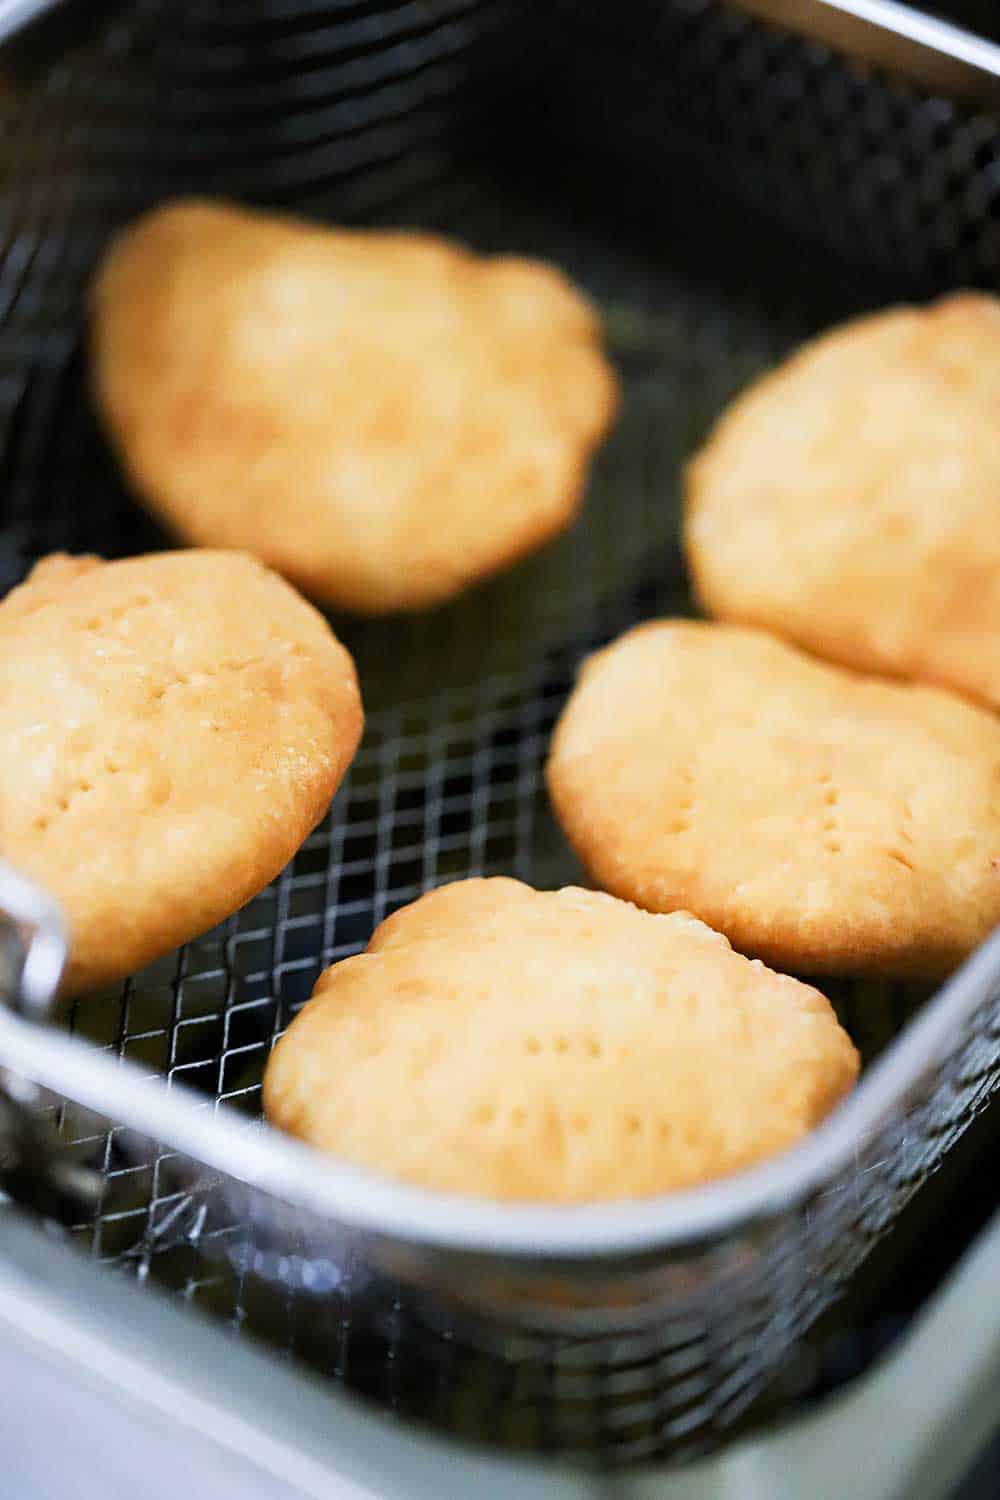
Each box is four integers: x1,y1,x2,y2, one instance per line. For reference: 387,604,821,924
0,862,102,1220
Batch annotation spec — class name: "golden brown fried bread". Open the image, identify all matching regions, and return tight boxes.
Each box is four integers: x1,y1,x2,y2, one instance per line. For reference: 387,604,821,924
547,620,1000,978
263,878,858,1202
90,199,619,613
0,551,363,995
685,293,1000,708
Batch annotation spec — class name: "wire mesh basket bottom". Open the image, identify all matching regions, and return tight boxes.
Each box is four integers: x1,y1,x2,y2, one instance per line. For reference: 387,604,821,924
4,0,1000,1470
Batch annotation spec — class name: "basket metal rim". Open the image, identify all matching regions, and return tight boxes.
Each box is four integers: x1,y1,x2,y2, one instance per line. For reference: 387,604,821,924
731,0,1000,101
2,911,999,1262
0,0,64,45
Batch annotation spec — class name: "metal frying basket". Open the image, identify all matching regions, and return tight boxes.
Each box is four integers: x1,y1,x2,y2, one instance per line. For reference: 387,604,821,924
1,0,1000,1470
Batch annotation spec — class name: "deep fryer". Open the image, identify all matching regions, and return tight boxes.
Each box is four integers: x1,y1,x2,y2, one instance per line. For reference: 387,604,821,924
0,0,1000,1478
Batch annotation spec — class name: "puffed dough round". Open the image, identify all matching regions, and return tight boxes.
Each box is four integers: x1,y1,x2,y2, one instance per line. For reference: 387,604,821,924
90,199,620,613
685,292,1000,709
0,551,363,995
547,620,1000,978
263,878,858,1203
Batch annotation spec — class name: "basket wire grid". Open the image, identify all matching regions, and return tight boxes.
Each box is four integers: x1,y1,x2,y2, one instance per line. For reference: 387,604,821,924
2,0,1000,1468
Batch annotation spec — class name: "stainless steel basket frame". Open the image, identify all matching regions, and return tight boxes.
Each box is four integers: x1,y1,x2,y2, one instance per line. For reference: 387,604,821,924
2,862,998,1267
734,0,1000,103
2,0,1000,1470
